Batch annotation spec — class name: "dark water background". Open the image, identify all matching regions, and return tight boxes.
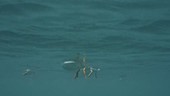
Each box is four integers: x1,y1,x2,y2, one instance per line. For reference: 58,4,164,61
0,0,170,96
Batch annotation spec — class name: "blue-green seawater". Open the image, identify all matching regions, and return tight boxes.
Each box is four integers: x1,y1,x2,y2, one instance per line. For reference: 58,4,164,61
0,0,170,96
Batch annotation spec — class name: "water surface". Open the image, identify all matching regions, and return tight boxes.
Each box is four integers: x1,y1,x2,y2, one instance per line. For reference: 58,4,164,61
0,0,170,96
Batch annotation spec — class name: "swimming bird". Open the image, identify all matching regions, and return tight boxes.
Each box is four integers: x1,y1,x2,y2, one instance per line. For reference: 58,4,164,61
62,54,100,79
22,68,32,76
